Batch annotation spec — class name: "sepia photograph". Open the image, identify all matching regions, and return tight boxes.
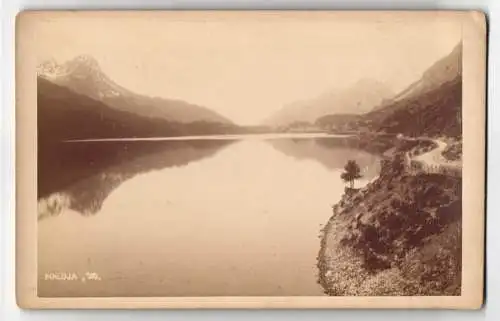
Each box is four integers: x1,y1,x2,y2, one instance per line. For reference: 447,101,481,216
16,11,486,309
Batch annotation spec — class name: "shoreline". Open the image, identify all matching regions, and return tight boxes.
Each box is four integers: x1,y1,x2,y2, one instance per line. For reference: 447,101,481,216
317,204,339,296
61,132,350,143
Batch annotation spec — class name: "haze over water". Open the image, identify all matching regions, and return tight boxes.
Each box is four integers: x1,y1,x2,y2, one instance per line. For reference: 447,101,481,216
38,135,380,297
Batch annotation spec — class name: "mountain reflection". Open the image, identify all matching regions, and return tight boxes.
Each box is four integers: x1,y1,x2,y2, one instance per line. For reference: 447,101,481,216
268,137,380,179
38,140,234,219
38,136,381,220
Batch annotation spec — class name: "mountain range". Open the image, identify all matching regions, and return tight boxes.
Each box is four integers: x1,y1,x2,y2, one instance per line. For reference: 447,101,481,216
373,42,462,111
315,42,462,138
37,55,232,125
38,77,238,142
37,56,243,143
361,42,462,138
38,41,462,142
263,79,394,127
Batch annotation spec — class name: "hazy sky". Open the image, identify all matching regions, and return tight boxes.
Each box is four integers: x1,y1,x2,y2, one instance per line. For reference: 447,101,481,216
32,12,462,125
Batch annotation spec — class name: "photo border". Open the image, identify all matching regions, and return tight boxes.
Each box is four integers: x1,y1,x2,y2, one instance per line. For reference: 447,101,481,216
15,10,486,309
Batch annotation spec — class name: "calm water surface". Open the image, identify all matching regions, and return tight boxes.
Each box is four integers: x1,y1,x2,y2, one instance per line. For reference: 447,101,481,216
38,135,379,297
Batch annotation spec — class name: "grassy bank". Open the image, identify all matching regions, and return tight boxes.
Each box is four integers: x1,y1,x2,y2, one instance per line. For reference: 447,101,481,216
317,157,462,296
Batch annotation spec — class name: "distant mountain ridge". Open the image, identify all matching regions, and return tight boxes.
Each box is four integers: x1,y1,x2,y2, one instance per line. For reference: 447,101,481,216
37,55,233,125
263,79,394,127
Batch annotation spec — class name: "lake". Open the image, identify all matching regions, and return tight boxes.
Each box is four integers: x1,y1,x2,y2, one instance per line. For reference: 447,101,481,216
37,134,380,297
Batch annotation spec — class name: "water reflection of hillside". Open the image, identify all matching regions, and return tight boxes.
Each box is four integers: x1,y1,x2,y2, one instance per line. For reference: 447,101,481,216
268,137,380,179
38,140,234,219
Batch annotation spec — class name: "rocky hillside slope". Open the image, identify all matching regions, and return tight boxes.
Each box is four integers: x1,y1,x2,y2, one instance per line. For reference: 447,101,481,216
318,157,462,296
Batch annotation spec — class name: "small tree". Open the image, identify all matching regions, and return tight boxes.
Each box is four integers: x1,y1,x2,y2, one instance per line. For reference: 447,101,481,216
341,160,363,189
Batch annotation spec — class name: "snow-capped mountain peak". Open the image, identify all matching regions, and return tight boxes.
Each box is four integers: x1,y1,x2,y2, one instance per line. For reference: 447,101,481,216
37,55,233,124
37,58,68,79
37,55,126,99
63,55,101,78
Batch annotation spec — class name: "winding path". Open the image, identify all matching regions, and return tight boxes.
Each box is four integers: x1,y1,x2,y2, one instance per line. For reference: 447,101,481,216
412,139,462,169
405,138,462,177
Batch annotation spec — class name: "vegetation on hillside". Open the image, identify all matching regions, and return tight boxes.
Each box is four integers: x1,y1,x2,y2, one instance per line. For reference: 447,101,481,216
369,79,462,138
314,114,361,132
341,160,363,189
315,78,462,139
318,157,462,296
442,140,463,161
